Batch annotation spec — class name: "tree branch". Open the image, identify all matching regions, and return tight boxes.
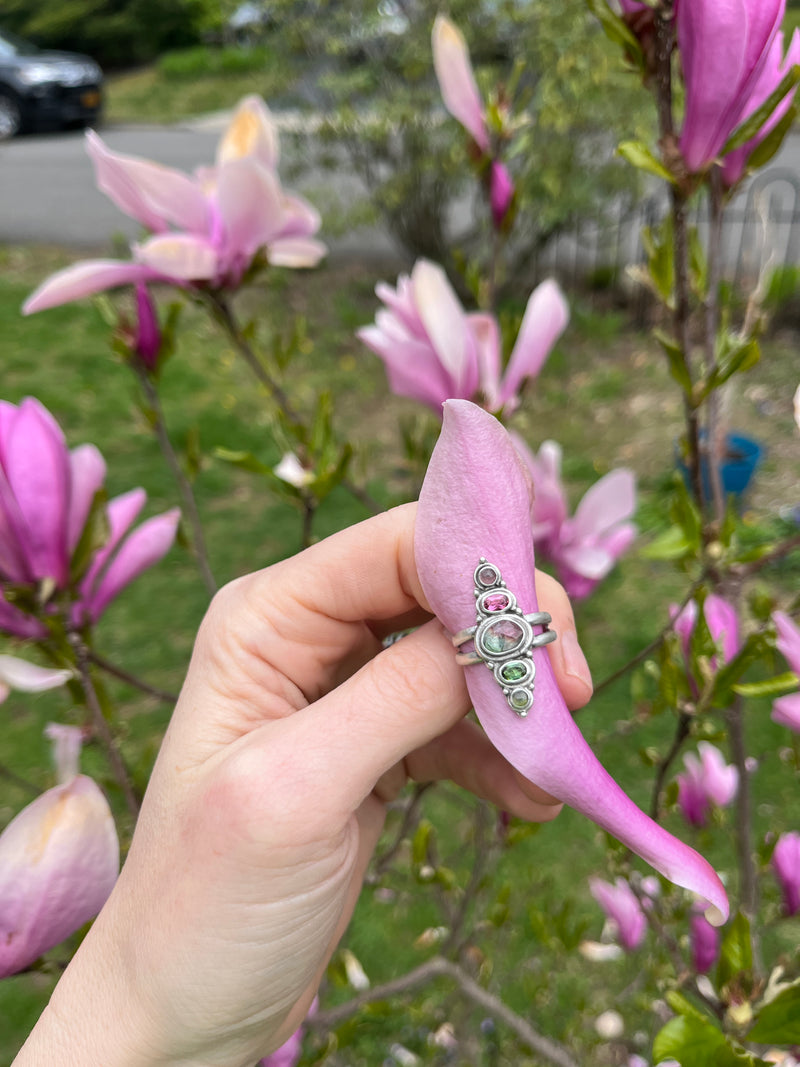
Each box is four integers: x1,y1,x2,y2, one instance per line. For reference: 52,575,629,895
87,650,178,705
311,956,580,1067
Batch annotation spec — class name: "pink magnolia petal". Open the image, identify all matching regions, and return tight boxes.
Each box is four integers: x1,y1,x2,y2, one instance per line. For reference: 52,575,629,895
697,741,738,808
432,16,489,152
589,876,647,951
216,158,286,259
267,237,327,268
86,130,209,235
0,775,119,978
412,260,478,398
88,508,180,622
489,161,514,229
0,595,47,640
498,280,569,407
773,831,800,916
23,259,157,314
357,326,454,412
134,235,218,283
217,95,280,170
278,193,322,240
80,488,147,603
44,723,84,784
703,593,740,664
415,401,728,921
772,692,800,733
0,657,72,694
4,399,70,585
467,313,503,411
570,468,636,542
67,444,106,556
774,611,800,674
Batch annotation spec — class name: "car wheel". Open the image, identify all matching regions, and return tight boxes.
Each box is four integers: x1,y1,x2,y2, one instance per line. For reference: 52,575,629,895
0,93,22,140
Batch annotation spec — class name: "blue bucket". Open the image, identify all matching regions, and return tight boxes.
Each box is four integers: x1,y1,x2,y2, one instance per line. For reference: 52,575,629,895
677,432,764,502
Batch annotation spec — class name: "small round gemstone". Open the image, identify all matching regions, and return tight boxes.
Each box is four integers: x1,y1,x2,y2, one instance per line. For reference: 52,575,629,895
510,689,532,711
484,592,510,613
500,661,527,683
481,618,524,655
477,564,500,587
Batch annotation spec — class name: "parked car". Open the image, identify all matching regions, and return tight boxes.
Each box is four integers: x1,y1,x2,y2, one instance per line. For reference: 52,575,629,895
0,29,103,140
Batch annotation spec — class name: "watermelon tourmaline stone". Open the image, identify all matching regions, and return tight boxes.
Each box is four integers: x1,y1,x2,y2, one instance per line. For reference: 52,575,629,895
481,618,524,655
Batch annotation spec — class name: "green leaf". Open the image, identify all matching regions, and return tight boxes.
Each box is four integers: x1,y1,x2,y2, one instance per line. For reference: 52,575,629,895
716,912,752,991
665,989,713,1023
745,104,797,172
748,982,800,1043
721,65,800,153
641,525,693,561
618,139,676,183
733,672,799,698
654,1015,767,1067
585,0,643,60
411,819,433,867
698,336,761,402
655,329,692,395
69,490,110,584
213,448,273,476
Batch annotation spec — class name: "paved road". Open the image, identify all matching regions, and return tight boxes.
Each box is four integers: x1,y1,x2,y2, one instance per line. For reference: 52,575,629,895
0,115,400,258
1,117,798,265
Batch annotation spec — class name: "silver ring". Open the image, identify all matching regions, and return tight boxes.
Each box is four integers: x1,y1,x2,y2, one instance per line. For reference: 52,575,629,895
450,558,557,717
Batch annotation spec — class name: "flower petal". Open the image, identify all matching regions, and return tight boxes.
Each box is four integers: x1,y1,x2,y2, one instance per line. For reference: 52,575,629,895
774,611,800,674
0,657,72,694
432,16,489,151
88,508,180,622
497,280,569,408
415,401,729,921
67,444,106,556
216,158,286,259
133,235,218,283
86,130,209,235
79,487,147,606
412,260,478,399
703,594,740,664
0,776,119,977
217,94,280,170
267,237,327,268
23,260,157,314
772,692,800,733
570,468,637,542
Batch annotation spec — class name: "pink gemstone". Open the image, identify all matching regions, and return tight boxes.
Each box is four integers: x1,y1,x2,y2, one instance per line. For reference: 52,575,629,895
484,593,509,613
478,565,499,586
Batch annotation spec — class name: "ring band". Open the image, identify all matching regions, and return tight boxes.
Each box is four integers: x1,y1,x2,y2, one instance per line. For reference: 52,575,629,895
450,558,557,717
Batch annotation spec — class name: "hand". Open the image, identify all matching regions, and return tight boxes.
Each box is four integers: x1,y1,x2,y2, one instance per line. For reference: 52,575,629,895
16,503,592,1067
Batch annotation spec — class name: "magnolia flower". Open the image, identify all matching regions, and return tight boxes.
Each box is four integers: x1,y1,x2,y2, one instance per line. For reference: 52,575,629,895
432,15,489,152
676,742,738,829
274,453,314,489
133,283,162,371
690,903,720,973
772,611,800,732
358,260,568,416
513,437,636,599
489,161,514,229
23,96,325,314
415,401,728,922
0,397,179,637
772,831,800,916
676,0,789,174
589,877,647,951
0,724,119,977
0,655,72,703
671,594,740,697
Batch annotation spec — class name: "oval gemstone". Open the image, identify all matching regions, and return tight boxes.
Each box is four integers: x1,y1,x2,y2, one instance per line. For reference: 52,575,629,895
484,592,510,613
500,661,527,683
510,688,532,712
477,564,500,587
481,618,524,655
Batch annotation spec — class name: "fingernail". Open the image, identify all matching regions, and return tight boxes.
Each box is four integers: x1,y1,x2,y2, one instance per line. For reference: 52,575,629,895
560,629,593,691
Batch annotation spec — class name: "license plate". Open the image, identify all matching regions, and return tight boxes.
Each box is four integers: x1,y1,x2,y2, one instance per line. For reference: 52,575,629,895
81,91,100,108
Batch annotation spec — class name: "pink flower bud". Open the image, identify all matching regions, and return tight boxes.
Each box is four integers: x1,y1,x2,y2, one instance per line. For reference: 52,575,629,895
134,283,162,371
690,905,720,973
489,161,514,230
772,831,800,916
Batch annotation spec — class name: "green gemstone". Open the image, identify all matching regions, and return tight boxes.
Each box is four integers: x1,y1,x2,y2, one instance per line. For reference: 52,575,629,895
501,662,527,683
510,690,530,710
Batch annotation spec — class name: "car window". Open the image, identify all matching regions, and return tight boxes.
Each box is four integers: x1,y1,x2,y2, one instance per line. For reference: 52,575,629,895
0,30,40,57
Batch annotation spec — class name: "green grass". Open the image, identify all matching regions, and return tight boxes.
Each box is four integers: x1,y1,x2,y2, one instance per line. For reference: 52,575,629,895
1,248,800,1065
105,41,302,124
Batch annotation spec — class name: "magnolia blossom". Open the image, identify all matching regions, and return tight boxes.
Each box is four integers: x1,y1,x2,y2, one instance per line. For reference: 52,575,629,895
23,96,325,314
0,397,179,637
589,877,647,951
133,283,162,371
358,260,568,416
274,453,314,489
676,742,739,828
690,902,720,973
432,16,515,230
415,400,728,922
772,611,800,732
671,594,740,697
513,437,636,600
677,0,795,175
0,724,119,977
0,655,72,704
772,831,800,916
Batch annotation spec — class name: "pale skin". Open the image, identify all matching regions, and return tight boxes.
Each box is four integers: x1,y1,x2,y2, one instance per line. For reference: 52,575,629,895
14,503,593,1067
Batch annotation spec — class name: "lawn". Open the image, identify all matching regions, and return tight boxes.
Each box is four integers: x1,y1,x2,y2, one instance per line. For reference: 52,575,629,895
1,246,799,1065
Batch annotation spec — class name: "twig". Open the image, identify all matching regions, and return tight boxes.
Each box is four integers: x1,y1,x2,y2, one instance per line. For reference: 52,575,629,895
370,783,433,881
136,367,218,598
311,956,580,1067
727,694,761,972
703,168,726,525
442,799,492,956
649,711,691,820
592,577,704,697
733,532,800,578
87,650,178,705
72,638,140,818
207,292,383,516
